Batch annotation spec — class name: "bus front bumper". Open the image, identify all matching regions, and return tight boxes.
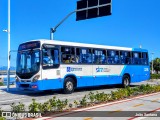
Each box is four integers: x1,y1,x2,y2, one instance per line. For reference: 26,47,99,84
16,81,40,91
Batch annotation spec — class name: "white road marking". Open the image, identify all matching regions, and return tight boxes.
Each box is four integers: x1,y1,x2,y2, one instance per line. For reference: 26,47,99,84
34,117,52,120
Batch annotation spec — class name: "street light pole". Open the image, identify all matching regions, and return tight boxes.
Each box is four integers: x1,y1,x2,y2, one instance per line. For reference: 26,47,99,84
7,0,11,91
50,11,75,40
151,52,154,74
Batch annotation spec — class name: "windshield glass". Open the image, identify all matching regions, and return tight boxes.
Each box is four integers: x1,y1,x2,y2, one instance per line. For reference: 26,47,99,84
16,50,40,74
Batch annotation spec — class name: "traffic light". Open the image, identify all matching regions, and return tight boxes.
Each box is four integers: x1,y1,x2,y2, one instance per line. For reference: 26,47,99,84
76,0,111,21
99,0,111,17
76,0,87,21
87,0,98,19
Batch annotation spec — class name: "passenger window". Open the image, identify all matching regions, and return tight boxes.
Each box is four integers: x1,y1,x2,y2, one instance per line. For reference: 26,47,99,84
141,52,148,65
120,51,131,64
93,49,106,64
107,50,119,64
61,47,75,64
77,48,92,64
132,52,141,65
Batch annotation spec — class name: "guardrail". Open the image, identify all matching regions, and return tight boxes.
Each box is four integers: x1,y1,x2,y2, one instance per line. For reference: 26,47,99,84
0,70,16,75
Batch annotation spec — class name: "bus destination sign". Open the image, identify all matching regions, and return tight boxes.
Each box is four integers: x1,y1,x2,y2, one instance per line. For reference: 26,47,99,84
18,41,40,51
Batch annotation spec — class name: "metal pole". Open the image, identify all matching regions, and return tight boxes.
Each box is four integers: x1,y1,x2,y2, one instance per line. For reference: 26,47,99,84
49,3,111,40
7,0,10,91
151,53,154,74
50,11,75,40
50,28,54,40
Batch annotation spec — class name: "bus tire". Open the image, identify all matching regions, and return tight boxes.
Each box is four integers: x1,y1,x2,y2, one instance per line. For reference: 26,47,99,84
63,77,75,94
122,75,130,88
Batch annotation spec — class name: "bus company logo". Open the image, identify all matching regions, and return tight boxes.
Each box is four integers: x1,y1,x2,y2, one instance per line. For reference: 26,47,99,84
67,67,82,72
96,67,110,72
144,68,149,71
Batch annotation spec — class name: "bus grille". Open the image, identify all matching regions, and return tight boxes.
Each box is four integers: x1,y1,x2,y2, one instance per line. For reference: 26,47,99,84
20,84,29,88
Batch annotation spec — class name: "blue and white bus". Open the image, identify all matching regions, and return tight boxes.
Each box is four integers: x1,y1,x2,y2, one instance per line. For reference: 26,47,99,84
15,39,150,94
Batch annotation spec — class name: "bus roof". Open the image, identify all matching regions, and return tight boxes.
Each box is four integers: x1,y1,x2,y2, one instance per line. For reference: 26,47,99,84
23,39,148,52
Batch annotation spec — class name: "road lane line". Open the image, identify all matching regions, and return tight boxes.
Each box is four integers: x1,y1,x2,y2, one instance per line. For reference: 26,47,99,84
133,104,144,107
109,109,122,114
151,99,158,102
84,117,92,120
34,117,52,120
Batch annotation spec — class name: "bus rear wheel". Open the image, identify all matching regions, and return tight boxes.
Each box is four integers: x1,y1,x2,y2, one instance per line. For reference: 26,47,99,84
122,75,130,88
63,77,75,94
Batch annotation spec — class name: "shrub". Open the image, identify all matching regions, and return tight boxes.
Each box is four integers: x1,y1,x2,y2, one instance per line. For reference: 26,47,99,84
150,74,160,79
28,99,39,113
79,95,87,107
49,96,57,111
56,99,68,111
0,108,6,120
0,117,6,120
41,101,51,113
74,100,79,108
10,102,25,113
0,82,4,86
88,92,96,103
0,108,3,117
94,92,109,103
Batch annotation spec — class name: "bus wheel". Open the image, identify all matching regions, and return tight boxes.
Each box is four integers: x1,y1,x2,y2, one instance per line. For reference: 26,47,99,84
122,75,130,88
63,77,75,94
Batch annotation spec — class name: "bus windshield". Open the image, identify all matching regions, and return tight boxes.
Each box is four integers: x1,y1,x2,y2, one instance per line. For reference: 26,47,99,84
16,50,40,75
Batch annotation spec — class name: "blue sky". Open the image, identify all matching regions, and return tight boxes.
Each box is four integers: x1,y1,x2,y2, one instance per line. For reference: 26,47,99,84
0,0,160,66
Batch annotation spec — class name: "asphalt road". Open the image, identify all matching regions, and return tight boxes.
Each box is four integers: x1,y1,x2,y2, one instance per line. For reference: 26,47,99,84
0,80,160,113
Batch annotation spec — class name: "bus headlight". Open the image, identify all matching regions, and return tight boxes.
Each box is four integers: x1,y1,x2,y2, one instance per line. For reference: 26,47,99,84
32,75,40,82
15,76,20,82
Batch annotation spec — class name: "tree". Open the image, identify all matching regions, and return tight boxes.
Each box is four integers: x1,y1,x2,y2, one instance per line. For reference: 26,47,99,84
153,58,160,74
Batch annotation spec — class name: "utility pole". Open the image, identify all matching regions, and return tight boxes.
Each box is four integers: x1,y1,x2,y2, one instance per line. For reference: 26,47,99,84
7,0,11,91
3,0,10,91
151,52,154,74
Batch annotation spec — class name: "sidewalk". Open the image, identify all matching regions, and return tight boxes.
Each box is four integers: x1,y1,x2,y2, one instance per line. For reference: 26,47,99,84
148,79,160,85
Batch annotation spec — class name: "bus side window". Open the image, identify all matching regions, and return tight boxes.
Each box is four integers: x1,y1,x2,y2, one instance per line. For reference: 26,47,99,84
78,48,92,64
142,52,148,65
120,51,131,65
42,48,60,68
132,52,141,65
114,51,120,64
80,48,87,63
76,48,80,63
93,49,106,64
61,46,75,64
87,49,92,63
101,50,107,64
107,50,118,64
